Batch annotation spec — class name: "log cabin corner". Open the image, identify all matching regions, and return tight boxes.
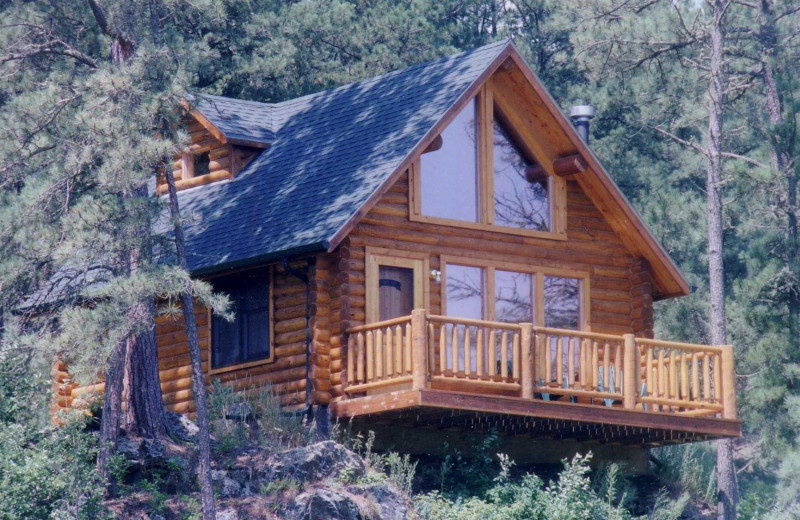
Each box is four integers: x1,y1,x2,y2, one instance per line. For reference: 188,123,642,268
52,40,741,467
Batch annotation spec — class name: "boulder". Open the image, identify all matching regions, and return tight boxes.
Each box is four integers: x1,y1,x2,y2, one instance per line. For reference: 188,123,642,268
212,470,243,498
351,484,408,520
287,489,361,520
116,436,142,461
216,509,239,520
259,441,365,484
165,412,199,441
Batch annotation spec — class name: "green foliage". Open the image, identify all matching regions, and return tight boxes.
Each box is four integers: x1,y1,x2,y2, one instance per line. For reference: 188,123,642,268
0,417,106,520
414,453,685,520
207,378,313,453
651,444,717,505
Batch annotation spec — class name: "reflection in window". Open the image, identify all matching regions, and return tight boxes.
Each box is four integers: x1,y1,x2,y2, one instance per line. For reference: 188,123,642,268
445,264,485,319
495,270,533,323
544,276,580,330
493,118,549,231
420,100,479,222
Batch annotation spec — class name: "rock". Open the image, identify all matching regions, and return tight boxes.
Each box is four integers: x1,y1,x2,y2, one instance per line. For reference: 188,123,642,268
351,484,408,520
212,470,242,498
287,489,361,520
117,436,142,461
216,509,239,520
259,441,365,484
165,412,199,441
142,438,166,465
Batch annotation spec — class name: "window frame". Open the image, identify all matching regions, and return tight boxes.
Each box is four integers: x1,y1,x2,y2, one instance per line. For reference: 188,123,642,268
365,247,430,324
440,255,590,330
410,83,568,240
207,266,276,376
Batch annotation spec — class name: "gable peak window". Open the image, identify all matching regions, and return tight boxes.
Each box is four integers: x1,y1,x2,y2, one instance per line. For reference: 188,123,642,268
413,83,565,238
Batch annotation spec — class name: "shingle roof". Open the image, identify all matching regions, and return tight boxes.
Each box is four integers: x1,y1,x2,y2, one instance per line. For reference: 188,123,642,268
178,40,510,274
190,94,277,145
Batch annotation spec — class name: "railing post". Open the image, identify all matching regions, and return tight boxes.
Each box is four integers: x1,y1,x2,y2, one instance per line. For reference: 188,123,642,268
520,324,533,399
411,309,429,391
720,345,737,419
623,334,637,409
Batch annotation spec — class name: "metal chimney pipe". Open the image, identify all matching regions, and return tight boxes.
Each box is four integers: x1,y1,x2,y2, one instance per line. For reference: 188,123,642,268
570,105,595,144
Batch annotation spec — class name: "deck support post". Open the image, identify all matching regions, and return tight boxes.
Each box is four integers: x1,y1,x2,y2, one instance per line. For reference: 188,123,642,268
520,324,534,399
411,309,429,391
623,334,637,409
720,345,736,419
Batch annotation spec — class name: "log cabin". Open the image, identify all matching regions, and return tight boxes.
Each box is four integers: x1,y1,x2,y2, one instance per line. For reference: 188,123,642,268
52,40,740,465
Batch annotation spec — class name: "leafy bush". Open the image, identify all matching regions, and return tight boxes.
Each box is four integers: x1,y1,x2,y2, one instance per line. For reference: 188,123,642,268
0,416,106,520
650,443,717,504
414,453,686,520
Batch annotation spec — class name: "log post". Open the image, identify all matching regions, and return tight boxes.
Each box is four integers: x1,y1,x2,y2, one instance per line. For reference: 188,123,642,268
623,334,637,409
720,345,737,419
411,309,429,391
520,324,533,399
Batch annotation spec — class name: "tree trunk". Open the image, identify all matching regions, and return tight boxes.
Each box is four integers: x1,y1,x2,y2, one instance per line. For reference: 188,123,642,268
164,167,216,520
123,299,169,438
706,3,738,519
97,337,126,491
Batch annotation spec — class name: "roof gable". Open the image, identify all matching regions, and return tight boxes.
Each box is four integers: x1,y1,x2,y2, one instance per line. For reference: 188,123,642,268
181,40,688,300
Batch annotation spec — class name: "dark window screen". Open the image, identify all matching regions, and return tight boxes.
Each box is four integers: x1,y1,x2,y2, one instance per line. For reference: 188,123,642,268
211,270,271,369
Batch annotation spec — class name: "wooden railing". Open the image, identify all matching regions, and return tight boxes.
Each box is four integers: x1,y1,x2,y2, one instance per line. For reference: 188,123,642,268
344,310,737,420
426,315,528,393
346,315,414,393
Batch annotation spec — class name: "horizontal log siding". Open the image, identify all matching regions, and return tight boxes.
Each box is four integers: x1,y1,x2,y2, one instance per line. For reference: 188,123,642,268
329,171,651,399
51,262,311,417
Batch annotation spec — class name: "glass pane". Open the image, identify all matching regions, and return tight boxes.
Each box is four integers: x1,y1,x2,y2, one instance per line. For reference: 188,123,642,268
544,276,580,330
244,309,271,361
420,99,479,222
493,118,550,231
495,270,533,323
212,298,240,369
445,264,485,319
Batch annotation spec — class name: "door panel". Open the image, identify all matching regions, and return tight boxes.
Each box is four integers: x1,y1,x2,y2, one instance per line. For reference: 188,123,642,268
378,265,415,321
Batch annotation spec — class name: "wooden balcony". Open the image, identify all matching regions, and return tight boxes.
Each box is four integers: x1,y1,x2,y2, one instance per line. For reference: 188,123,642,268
331,310,741,446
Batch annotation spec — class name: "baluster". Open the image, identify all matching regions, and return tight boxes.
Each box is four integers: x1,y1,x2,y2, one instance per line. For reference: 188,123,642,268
489,330,497,378
579,339,587,388
501,331,509,379
512,332,520,381
405,323,412,374
614,343,622,388
464,326,472,377
439,325,447,374
397,325,405,376
713,353,722,403
348,335,356,384
555,337,564,385
427,324,435,375
603,342,610,391
366,331,374,382
476,328,485,378
670,350,678,401
691,352,699,401
658,349,666,398
591,340,598,390
375,329,384,380
680,351,689,400
646,346,654,397
384,327,393,376
567,338,575,387
357,333,365,383
451,325,459,375
703,352,711,402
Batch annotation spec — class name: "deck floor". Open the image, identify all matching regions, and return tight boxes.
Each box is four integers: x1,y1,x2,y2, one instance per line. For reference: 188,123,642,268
330,389,742,446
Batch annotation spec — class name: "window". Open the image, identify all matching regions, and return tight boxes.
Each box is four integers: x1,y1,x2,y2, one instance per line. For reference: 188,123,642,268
420,99,480,222
413,84,565,238
181,151,211,180
442,258,587,330
210,269,273,372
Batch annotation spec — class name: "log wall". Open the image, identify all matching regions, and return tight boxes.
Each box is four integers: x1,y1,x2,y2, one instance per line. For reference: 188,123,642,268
51,261,315,417
329,170,656,399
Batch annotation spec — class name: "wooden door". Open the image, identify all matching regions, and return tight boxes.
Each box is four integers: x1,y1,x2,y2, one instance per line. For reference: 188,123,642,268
366,251,427,323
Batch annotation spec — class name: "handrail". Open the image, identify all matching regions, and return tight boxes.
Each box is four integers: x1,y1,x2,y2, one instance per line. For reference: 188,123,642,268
342,310,736,420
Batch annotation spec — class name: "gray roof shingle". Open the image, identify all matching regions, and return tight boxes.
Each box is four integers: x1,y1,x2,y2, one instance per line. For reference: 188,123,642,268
179,40,510,274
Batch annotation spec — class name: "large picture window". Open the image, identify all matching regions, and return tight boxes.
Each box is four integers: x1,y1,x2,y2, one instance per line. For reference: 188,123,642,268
210,269,273,372
412,84,566,239
442,257,587,330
